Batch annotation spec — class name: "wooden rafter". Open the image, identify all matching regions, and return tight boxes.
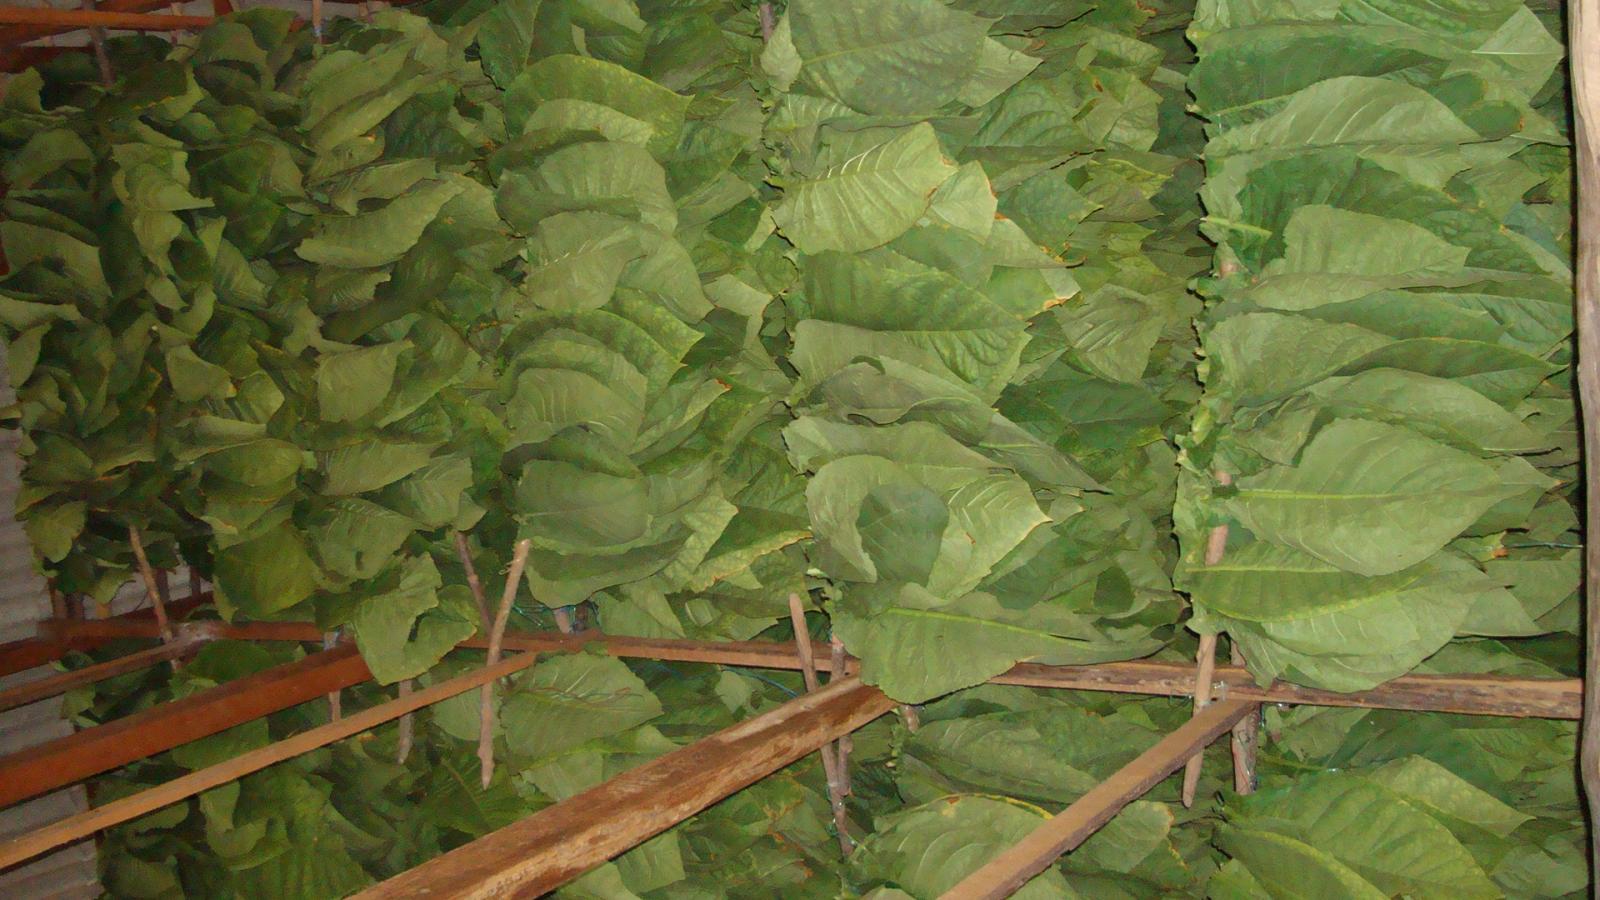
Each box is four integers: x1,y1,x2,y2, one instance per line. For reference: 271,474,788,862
0,595,205,678
0,6,212,30
0,648,545,871
0,643,370,808
36,618,1585,720
942,699,1256,899
0,636,200,713
355,676,895,898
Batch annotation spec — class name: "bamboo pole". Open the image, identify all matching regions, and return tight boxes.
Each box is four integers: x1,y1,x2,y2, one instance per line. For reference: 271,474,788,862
479,539,531,788
0,647,543,871
1570,0,1600,876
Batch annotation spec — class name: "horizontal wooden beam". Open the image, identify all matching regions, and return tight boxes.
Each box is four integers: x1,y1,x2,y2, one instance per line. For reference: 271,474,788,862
45,618,1584,720
356,676,896,899
0,6,213,31
0,648,544,870
1,597,205,678
942,699,1256,900
0,637,199,713
0,0,168,45
0,643,369,808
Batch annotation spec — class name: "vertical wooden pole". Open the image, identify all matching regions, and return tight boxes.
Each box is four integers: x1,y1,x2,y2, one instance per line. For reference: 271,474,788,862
479,539,531,788
127,526,173,645
787,594,854,854
396,679,414,764
324,631,342,720
79,0,112,86
454,531,492,632
1568,0,1600,878
1228,644,1258,794
1180,633,1218,807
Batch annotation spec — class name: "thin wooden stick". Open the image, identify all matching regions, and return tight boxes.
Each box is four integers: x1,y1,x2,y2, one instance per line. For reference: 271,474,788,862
0,639,198,713
942,700,1255,900
188,570,203,602
1203,472,1233,566
76,0,114,85
830,635,852,796
787,593,853,854
0,647,544,871
758,1,773,41
126,526,173,646
310,0,322,42
40,617,1587,719
1180,632,1218,807
480,539,532,788
454,531,492,631
1572,0,1600,877
1229,644,1259,794
324,631,342,721
396,679,414,764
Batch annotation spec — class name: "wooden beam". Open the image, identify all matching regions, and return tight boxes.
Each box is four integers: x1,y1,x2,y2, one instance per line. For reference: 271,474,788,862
1,597,206,678
0,7,213,30
1571,0,1600,876
356,676,895,899
0,644,370,808
0,637,200,713
941,699,1255,900
45,618,1584,720
0,0,167,45
0,649,545,870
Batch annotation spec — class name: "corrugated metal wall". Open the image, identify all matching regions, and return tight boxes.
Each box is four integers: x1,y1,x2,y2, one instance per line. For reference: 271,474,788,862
0,346,101,899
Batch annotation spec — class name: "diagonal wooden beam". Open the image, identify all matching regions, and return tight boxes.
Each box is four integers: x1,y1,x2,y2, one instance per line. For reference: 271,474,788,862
0,643,370,808
941,699,1256,900
44,618,1584,720
1,596,206,678
355,676,896,899
0,636,201,713
0,649,545,870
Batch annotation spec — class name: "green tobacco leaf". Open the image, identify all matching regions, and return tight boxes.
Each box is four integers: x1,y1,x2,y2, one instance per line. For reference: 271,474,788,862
296,179,464,268
350,555,478,683
773,124,956,254
1186,543,1490,689
1225,419,1524,576
506,55,690,157
852,795,1076,898
213,522,321,617
316,341,409,423
500,653,663,761
1229,772,1502,898
1218,828,1388,900
789,0,989,115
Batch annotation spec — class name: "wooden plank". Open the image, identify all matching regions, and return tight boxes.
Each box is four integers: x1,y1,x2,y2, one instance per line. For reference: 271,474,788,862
0,0,168,44
1,597,206,678
356,676,896,899
1573,0,1600,873
942,700,1255,900
46,618,1584,720
0,649,546,870
0,644,370,808
0,6,213,29
0,638,199,713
